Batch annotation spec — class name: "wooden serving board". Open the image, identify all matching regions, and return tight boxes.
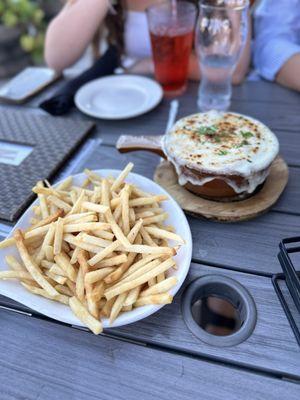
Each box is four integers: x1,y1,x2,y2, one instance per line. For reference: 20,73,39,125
154,156,289,222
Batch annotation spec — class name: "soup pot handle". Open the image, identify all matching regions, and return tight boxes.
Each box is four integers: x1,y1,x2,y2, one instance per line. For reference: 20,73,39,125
116,135,166,158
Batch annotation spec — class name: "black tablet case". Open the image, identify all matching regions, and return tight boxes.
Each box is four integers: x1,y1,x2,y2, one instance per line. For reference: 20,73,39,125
0,108,94,222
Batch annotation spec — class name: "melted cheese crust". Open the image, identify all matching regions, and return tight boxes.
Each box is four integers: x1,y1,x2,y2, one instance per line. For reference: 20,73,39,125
163,111,279,176
162,111,279,194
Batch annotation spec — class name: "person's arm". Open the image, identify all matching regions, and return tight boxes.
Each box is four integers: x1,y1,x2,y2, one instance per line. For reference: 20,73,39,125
276,53,300,92
44,0,109,72
254,0,300,89
232,13,252,85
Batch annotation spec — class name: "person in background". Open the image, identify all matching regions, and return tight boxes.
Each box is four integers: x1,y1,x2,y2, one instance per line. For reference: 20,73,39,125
44,0,251,84
253,0,300,91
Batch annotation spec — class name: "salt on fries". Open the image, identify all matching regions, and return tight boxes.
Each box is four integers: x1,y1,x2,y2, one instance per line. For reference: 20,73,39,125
0,163,184,335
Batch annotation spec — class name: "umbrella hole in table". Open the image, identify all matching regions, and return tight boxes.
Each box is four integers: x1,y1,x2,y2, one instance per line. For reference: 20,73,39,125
181,275,257,347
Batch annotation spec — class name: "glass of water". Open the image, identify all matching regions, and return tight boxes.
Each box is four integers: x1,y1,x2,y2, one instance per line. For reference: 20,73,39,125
196,0,249,111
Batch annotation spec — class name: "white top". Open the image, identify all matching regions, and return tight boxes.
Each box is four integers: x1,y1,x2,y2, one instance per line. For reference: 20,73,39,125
65,11,151,76
253,0,300,81
124,11,152,59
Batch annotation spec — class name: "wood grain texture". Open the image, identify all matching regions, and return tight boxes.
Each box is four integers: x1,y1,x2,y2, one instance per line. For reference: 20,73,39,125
1,311,299,400
113,263,300,379
154,158,289,222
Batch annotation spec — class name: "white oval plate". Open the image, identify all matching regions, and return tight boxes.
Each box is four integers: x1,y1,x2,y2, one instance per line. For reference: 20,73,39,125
0,170,192,329
75,75,163,120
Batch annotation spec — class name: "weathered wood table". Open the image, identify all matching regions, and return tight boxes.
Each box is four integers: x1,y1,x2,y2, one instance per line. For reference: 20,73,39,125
0,80,299,399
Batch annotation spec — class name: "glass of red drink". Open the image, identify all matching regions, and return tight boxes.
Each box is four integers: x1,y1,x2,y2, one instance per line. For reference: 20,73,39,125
147,0,197,96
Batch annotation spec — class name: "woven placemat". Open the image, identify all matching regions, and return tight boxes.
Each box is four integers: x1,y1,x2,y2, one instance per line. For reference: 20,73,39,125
0,108,94,222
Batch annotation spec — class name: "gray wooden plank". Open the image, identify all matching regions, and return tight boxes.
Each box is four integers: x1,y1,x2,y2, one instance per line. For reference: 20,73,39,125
114,263,300,379
180,80,300,106
232,81,300,105
1,312,299,400
188,212,300,274
275,167,300,213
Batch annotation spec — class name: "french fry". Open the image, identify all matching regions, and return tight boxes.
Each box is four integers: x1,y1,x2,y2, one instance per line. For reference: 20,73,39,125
110,292,127,324
14,229,58,297
63,212,95,223
48,195,72,213
94,254,127,269
121,254,162,279
84,169,102,183
106,211,131,248
56,176,73,191
157,272,165,283
69,296,102,335
140,226,158,247
49,264,67,277
117,259,161,285
140,277,178,297
81,233,112,248
90,281,105,303
45,270,67,285
82,201,109,214
5,255,26,272
64,222,110,233
25,207,64,235
88,240,120,266
110,162,133,191
85,267,114,285
54,253,77,282
142,213,169,226
134,293,173,307
0,270,34,281
122,244,176,256
123,286,141,307
0,237,15,249
129,208,135,225
36,223,55,264
22,283,69,305
121,184,130,236
105,258,175,300
64,234,103,254
100,297,115,318
75,265,85,303
92,230,114,241
104,252,137,285
144,226,185,244
54,218,64,255
127,219,143,243
129,195,168,207
37,181,49,219
45,245,54,261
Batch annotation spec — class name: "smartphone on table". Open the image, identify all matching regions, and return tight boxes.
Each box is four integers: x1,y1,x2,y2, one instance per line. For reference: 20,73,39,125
0,67,60,104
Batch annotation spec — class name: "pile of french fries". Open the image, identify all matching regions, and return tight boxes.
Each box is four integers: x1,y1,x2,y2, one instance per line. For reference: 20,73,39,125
0,163,184,334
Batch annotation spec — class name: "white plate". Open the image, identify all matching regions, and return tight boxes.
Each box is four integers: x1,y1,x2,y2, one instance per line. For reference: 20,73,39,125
75,75,163,120
0,170,192,329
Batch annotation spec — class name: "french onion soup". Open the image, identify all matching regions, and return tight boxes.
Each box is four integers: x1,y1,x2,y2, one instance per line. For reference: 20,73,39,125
162,111,279,200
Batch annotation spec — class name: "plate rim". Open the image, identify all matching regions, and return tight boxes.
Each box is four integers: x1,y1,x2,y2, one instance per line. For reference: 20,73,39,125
74,75,163,120
0,169,192,329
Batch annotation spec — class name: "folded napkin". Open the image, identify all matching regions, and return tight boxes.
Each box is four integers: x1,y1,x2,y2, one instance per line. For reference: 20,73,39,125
40,45,120,116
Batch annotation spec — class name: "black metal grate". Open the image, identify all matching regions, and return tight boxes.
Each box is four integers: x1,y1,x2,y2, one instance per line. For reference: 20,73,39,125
273,237,300,346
